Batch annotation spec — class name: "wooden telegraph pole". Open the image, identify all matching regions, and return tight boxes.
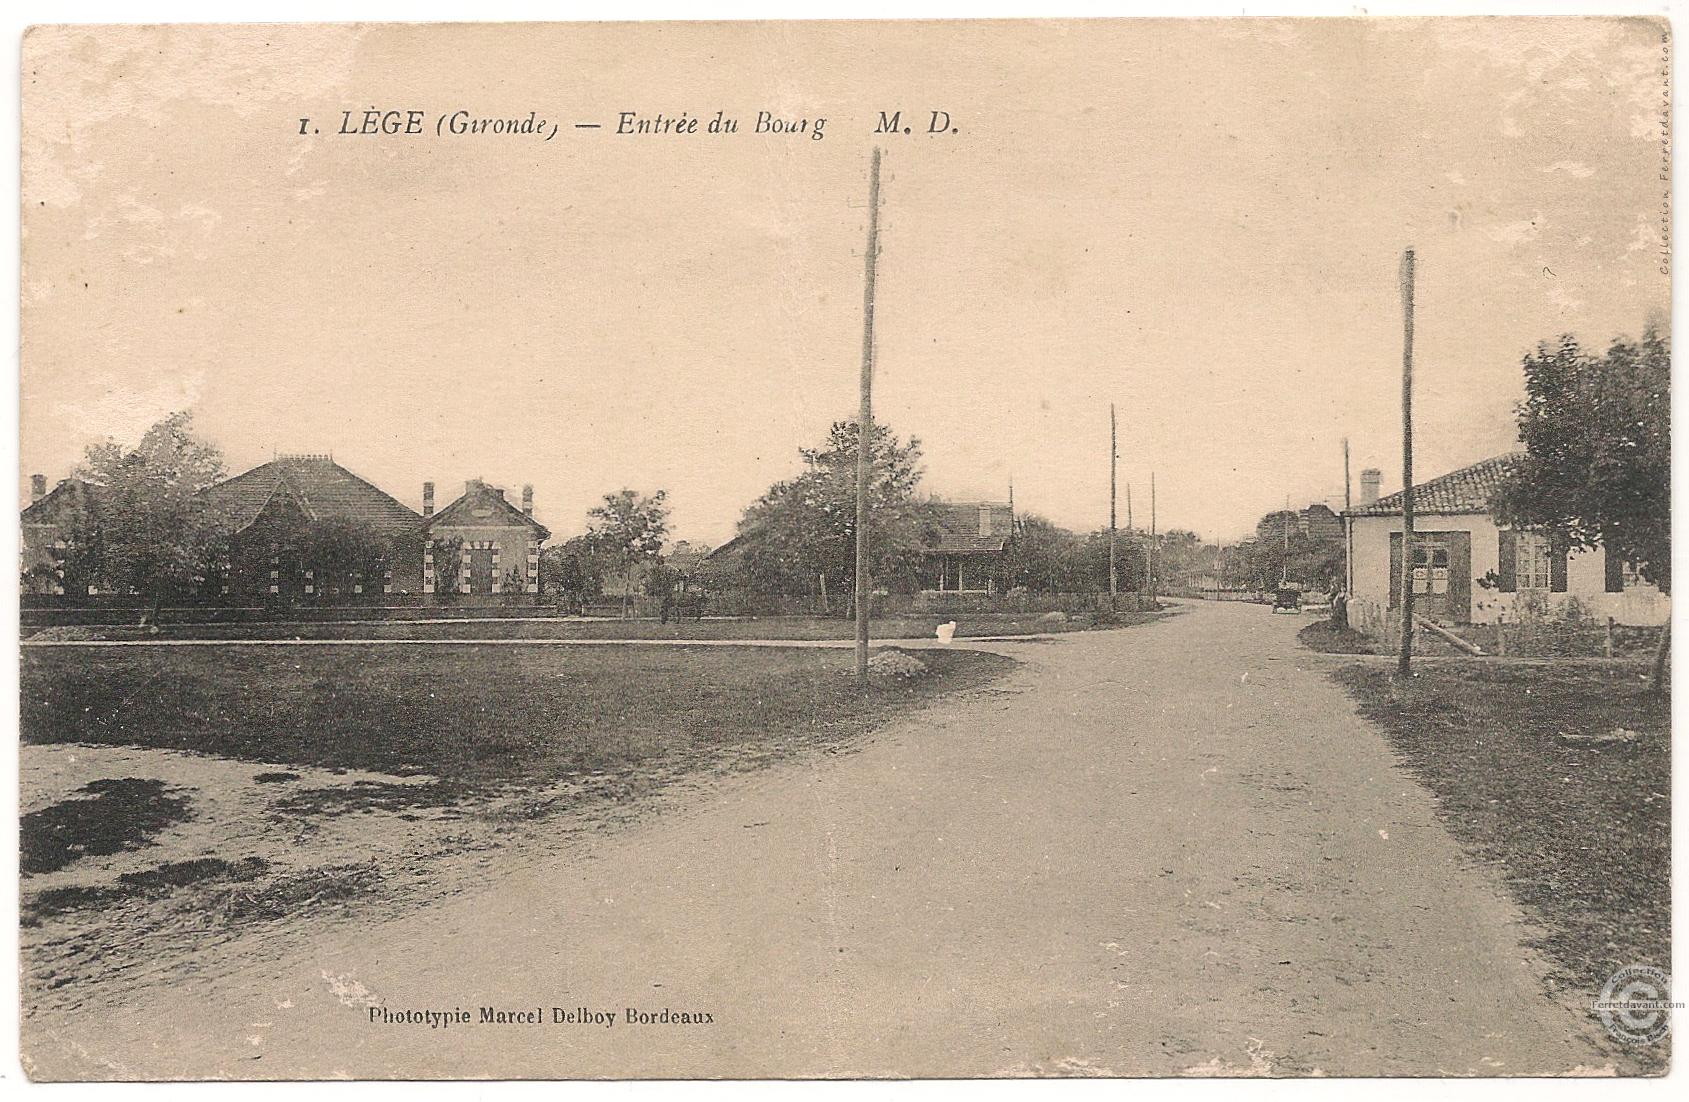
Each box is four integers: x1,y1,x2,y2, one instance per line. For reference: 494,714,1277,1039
1343,437,1353,595
1109,404,1119,609
1398,248,1417,677
855,148,883,685
1149,471,1158,602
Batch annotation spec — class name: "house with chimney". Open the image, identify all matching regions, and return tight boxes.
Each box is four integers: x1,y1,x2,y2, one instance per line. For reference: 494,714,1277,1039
421,478,550,595
198,454,426,599
20,474,99,595
920,501,1016,594
22,457,552,602
1343,455,1668,628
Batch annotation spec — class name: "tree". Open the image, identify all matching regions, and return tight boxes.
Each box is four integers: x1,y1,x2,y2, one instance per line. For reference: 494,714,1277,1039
1492,328,1671,688
427,534,465,600
73,412,229,622
1003,514,1084,592
540,535,608,612
735,421,941,602
300,518,392,598
587,489,671,618
1154,529,1213,590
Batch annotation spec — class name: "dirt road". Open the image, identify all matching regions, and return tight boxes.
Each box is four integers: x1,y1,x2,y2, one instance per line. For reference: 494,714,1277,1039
23,600,1618,1079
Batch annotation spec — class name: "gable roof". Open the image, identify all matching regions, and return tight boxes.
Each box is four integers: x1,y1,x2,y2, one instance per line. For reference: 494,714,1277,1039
199,456,423,537
928,501,1015,554
1345,453,1521,517
426,479,551,541
21,478,99,525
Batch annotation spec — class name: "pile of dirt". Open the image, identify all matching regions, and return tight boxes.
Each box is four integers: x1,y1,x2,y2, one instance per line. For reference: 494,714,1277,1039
866,649,929,681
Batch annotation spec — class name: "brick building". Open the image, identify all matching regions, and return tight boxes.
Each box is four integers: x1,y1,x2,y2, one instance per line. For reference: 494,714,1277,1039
421,478,550,596
198,455,426,599
22,456,552,603
20,475,99,595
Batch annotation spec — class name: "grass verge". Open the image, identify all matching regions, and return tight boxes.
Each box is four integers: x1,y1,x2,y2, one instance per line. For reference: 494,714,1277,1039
1332,662,1669,1066
24,609,1158,643
22,643,1015,798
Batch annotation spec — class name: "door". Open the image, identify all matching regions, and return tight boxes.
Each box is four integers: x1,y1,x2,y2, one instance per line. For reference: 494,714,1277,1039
469,547,496,595
1390,531,1472,624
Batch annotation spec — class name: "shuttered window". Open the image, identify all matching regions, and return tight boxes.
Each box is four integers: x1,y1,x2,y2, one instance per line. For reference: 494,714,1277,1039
1515,532,1552,590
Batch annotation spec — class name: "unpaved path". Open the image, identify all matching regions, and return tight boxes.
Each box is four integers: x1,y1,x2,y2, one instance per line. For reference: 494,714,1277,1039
23,601,1617,1079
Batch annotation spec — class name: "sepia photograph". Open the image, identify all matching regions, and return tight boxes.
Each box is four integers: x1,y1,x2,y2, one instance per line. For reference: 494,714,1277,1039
9,9,1677,1084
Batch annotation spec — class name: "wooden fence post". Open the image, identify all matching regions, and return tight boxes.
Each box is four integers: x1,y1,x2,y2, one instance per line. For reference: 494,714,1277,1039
1605,616,1615,660
1496,612,1507,658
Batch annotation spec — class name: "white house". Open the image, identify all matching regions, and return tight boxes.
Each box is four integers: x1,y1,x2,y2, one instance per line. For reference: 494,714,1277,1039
1344,453,1668,630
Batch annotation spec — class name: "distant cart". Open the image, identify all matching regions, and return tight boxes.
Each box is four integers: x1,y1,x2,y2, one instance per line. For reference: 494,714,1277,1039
1272,584,1303,613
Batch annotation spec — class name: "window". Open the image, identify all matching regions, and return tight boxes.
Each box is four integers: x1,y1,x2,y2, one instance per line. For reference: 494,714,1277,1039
1410,540,1450,595
1515,532,1552,590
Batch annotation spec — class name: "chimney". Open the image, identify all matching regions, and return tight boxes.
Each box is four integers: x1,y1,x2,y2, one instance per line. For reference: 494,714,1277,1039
522,484,534,517
422,481,435,517
1360,468,1382,506
30,474,45,502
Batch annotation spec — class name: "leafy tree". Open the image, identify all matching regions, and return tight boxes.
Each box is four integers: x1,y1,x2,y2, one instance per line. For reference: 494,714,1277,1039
73,412,229,622
735,421,941,602
1153,529,1213,590
1492,328,1671,688
1237,510,1344,594
587,489,671,618
1493,330,1670,588
1003,514,1084,592
427,534,465,600
540,535,608,612
300,518,392,598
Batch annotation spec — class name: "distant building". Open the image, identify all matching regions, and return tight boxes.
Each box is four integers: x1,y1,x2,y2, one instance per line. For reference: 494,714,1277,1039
1256,504,1343,546
920,501,1015,594
422,478,550,595
1344,453,1668,627
20,475,98,595
199,455,426,599
1299,503,1343,542
23,456,552,602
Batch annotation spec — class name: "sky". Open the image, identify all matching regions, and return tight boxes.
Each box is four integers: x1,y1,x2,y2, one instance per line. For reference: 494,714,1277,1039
20,18,1671,545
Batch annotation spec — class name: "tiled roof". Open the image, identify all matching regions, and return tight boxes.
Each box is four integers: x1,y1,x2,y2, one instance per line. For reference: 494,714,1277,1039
427,479,550,541
199,456,423,537
928,501,1014,554
1346,453,1521,517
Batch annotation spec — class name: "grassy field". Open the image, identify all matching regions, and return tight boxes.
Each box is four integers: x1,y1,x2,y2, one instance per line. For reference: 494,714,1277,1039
1333,661,1669,1063
22,609,1157,644
21,643,1014,789
20,641,1018,1002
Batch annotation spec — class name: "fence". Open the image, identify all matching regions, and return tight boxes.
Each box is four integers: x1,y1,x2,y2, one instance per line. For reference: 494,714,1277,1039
1340,596,1664,659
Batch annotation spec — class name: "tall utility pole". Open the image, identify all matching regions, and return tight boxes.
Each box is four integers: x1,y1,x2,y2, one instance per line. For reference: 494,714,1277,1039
1149,471,1158,601
855,147,883,685
1343,437,1353,595
1398,247,1417,677
1276,493,1290,588
1109,404,1118,608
